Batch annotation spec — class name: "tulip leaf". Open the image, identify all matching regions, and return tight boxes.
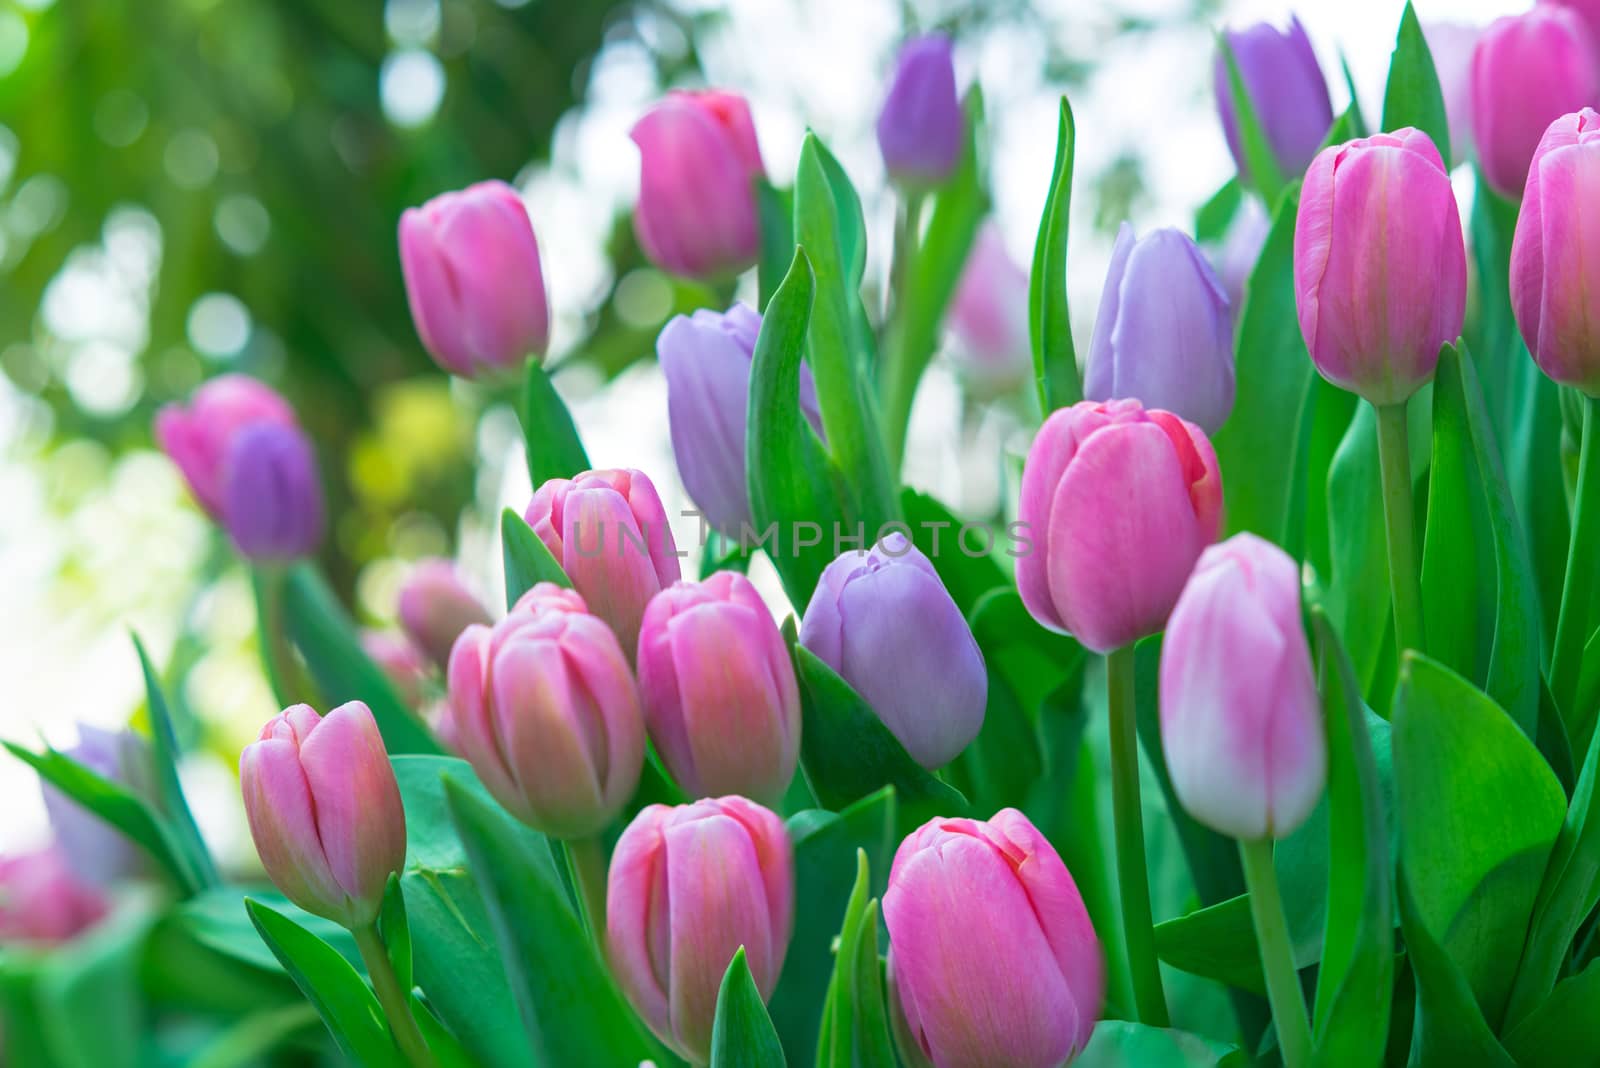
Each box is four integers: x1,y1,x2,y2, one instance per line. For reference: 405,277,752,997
1027,94,1082,413
281,565,440,755
1193,178,1241,245
442,775,665,1068
1503,960,1600,1067
1338,54,1370,139
1395,875,1515,1067
900,488,1007,615
1075,1021,1247,1067
710,947,786,1068
520,361,590,489
244,898,406,1068
1323,403,1395,699
1391,652,1566,1028
24,899,157,1068
818,850,895,1068
500,506,571,610
1380,2,1450,166
1218,35,1287,200
133,633,220,891
178,886,362,976
756,179,795,312
377,875,412,993
1154,896,1271,996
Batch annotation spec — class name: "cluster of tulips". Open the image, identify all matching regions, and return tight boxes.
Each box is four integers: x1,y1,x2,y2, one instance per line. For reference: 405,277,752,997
9,1,1600,1066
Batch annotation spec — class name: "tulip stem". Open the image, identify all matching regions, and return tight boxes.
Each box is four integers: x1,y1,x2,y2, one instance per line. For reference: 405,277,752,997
253,566,314,709
354,923,438,1068
1551,394,1600,746
1107,645,1168,1027
1238,838,1311,1068
882,192,924,475
565,836,609,951
1374,402,1425,660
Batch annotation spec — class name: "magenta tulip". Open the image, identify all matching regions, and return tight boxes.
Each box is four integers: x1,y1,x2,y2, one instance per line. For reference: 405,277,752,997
1425,21,1482,167
0,847,108,944
1159,533,1325,840
155,374,296,519
1293,129,1466,405
397,558,493,669
636,572,800,803
1017,399,1223,654
239,702,406,928
360,630,431,709
606,797,793,1064
398,179,551,379
885,809,1104,1068
1543,0,1600,47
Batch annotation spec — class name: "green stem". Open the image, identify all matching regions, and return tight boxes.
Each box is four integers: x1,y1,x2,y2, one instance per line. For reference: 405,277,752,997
253,566,313,709
565,836,609,951
1107,645,1169,1027
1239,838,1312,1068
353,923,438,1068
882,193,924,475
1375,402,1426,660
1552,394,1600,745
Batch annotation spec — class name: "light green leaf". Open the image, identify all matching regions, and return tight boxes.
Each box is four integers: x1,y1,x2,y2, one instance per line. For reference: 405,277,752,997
710,947,786,1068
756,179,795,312
500,506,571,610
1380,2,1451,167
1027,95,1082,413
1324,403,1393,698
133,633,219,890
178,887,361,975
817,850,895,1068
520,361,590,489
1075,1020,1246,1067
1193,179,1241,245
1395,875,1514,1066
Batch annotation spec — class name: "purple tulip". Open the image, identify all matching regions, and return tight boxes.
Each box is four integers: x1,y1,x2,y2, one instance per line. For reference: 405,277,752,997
799,534,985,769
398,179,551,379
876,34,964,190
946,222,1032,396
0,847,108,945
41,726,152,887
218,421,325,562
1085,224,1236,433
397,558,493,669
155,374,296,519
1214,17,1336,182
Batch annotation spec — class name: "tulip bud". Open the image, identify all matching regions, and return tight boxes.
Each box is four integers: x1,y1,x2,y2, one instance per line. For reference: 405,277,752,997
1425,21,1482,167
1544,0,1600,47
447,593,644,838
1085,224,1236,433
524,468,682,654
799,534,985,769
397,558,494,669
1214,17,1336,182
41,726,152,887
946,222,1032,397
239,702,406,928
0,847,108,944
360,630,431,709
606,797,793,1064
512,581,591,618
219,422,325,562
884,809,1104,1068
658,303,823,535
876,34,964,190
1511,109,1600,396
398,180,551,379
631,91,764,280
1293,129,1467,406
155,374,296,519
1018,399,1222,654
1159,533,1325,839
637,572,800,803
1212,198,1270,315
1472,8,1600,199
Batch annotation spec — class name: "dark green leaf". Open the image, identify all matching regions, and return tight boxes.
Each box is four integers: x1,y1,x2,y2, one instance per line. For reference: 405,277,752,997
1502,960,1600,1067
1218,35,1287,200
1324,403,1393,698
1027,95,1082,413
1193,179,1241,245
1380,3,1451,167
1395,875,1515,1067
900,488,1006,614
710,947,786,1068
501,506,571,610
1154,896,1270,996
133,633,219,890
756,180,795,312
968,587,1085,712
378,874,412,992
521,361,590,488
818,851,895,1068
1076,1020,1246,1067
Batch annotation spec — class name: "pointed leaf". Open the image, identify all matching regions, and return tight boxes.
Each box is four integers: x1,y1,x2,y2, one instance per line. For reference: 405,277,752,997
1380,3,1451,166
1219,35,1287,200
1395,875,1514,1067
710,947,786,1068
1028,95,1082,413
133,634,219,890
501,506,571,610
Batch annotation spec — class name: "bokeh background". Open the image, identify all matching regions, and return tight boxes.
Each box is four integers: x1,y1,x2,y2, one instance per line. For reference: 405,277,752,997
0,0,1521,857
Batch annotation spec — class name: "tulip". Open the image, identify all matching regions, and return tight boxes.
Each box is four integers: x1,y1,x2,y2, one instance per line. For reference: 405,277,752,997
0,847,108,944
1212,198,1271,315
239,702,406,928
41,726,151,887
397,558,493,669
606,797,793,1064
637,572,800,802
218,422,325,562
1159,533,1325,840
360,630,431,709
1017,399,1223,654
946,221,1032,396
876,34,964,190
447,592,644,838
512,580,591,618
799,534,985,769
1214,17,1335,182
657,302,823,535
1511,108,1600,396
398,179,550,379
1471,8,1600,199
1544,0,1600,48
525,468,682,654
155,374,296,519
884,809,1104,1068
1293,129,1467,406
1425,21,1482,167
1084,224,1236,433
631,90,764,280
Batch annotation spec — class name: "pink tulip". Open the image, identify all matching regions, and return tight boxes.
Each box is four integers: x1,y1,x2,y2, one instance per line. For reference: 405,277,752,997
946,222,1032,396
360,629,431,709
606,797,793,1064
154,374,296,519
0,847,108,944
884,809,1104,1068
397,558,493,669
1511,108,1600,396
1424,21,1482,167
1471,8,1600,199
1159,533,1325,840
525,468,682,655
636,572,800,803
398,179,551,379
239,702,406,928
1017,399,1222,654
1293,129,1466,405
447,591,644,838
631,90,764,280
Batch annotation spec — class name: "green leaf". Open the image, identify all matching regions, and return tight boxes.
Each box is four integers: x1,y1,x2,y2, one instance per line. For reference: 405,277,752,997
710,947,786,1068
29,899,156,1068
817,850,895,1068
1502,960,1600,1067
1219,35,1288,200
187,1004,320,1068
245,898,405,1068
1395,875,1515,1067
1392,653,1566,1027
756,179,796,312
1027,94,1082,413
281,565,439,755
500,506,571,610
1154,896,1272,996
521,361,590,488
378,874,412,992
1324,403,1394,698
900,488,1006,614
1380,2,1451,166
1075,1020,1246,1067
1193,178,1241,245
178,887,361,975
133,634,219,890
1338,54,1370,139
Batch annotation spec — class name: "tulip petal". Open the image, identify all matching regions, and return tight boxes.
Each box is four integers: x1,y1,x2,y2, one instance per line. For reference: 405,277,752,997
605,806,673,1041
239,736,345,920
